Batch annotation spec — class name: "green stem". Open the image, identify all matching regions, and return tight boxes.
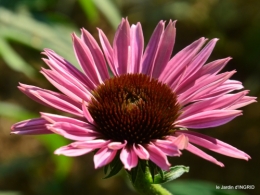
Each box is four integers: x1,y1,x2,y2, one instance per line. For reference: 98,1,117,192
129,166,172,195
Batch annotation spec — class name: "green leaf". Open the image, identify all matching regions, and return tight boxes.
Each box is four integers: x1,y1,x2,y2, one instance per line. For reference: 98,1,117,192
154,165,189,184
163,180,249,195
78,0,99,24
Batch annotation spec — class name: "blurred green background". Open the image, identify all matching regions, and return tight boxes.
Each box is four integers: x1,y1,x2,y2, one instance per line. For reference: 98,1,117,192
0,0,259,195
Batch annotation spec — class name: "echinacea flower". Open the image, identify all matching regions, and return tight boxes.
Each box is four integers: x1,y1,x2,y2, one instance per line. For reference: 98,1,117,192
11,18,256,175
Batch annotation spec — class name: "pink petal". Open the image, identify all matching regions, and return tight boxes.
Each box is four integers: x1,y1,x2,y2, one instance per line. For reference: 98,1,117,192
186,143,224,167
141,20,165,76
152,20,176,78
82,101,94,124
113,18,131,75
120,147,138,170
178,71,237,105
146,144,171,170
11,118,52,135
175,39,219,93
41,112,86,125
176,110,242,129
71,139,110,149
72,33,102,86
130,23,144,73
159,37,207,86
133,144,149,160
108,140,127,150
98,29,116,76
81,28,109,81
47,122,99,141
153,139,181,156
42,49,95,90
41,68,92,103
94,147,117,169
19,84,83,117
180,91,249,119
200,57,231,76
176,131,251,160
168,134,189,150
55,144,94,156
228,95,257,110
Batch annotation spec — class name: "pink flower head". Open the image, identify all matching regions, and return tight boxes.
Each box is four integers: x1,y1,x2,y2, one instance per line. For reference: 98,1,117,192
11,18,256,174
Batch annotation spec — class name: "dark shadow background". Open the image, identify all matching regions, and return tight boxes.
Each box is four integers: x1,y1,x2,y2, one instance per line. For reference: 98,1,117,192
0,0,259,195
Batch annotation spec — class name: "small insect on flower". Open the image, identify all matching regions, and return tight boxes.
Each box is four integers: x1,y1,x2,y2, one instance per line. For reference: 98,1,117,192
11,18,256,179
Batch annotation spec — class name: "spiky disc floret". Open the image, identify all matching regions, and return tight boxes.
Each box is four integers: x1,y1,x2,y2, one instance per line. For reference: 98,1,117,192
88,74,180,145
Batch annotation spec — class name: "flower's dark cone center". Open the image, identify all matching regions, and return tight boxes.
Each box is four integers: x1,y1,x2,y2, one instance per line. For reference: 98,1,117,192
88,74,180,145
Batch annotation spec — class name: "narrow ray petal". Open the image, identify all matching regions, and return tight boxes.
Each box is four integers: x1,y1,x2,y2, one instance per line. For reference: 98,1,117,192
130,23,144,73
146,144,171,170
133,144,149,160
55,144,94,156
176,110,242,129
186,143,224,167
47,122,99,141
113,18,131,75
72,33,102,85
94,147,117,169
152,20,176,78
81,28,110,81
153,139,181,156
11,118,52,135
108,140,127,150
19,84,83,116
141,20,165,76
176,131,251,160
120,147,138,170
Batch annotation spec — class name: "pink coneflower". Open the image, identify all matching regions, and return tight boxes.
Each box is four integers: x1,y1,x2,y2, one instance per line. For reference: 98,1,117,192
11,18,255,174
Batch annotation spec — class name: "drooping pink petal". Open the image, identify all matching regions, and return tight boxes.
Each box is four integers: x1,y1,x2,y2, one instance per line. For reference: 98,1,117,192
178,71,237,105
47,122,99,141
55,144,94,156
168,134,189,150
81,28,110,81
153,139,181,156
113,18,131,75
19,84,83,117
200,57,231,76
82,101,94,124
98,29,115,76
228,95,257,110
72,33,102,86
94,147,117,169
11,118,52,135
41,112,86,126
108,140,127,150
152,20,176,78
41,68,92,103
174,39,219,94
133,144,149,160
71,139,110,149
42,49,95,90
146,143,171,170
198,79,244,100
159,37,207,86
186,143,224,167
130,23,144,73
180,91,250,119
176,110,242,129
141,20,165,76
176,131,251,160
120,147,138,170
